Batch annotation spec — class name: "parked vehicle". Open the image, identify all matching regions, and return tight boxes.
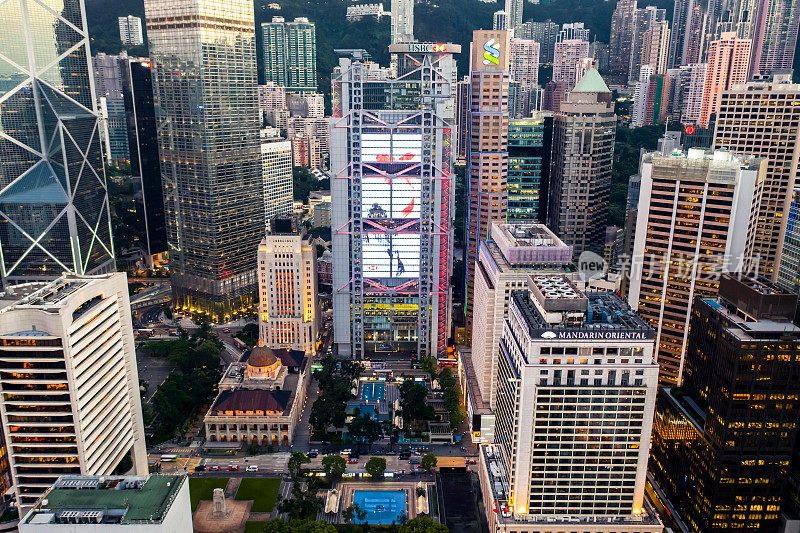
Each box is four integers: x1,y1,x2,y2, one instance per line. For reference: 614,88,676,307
228,465,240,471
246,465,258,472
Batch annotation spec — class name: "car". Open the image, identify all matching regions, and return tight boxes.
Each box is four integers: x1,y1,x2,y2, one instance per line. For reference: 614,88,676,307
194,465,206,471
466,459,477,465
209,465,221,471
223,328,231,333
341,448,352,455
373,449,383,455
227,465,240,471
307,451,318,458
347,458,359,464
246,465,259,472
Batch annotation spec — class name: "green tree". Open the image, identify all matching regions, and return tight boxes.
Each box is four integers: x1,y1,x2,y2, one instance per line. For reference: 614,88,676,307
399,379,434,426
277,478,324,520
420,355,438,379
343,502,367,524
310,393,347,431
347,412,383,452
398,515,449,532
262,518,337,532
321,454,347,481
288,452,310,477
416,486,426,498
238,323,260,346
420,453,437,473
365,456,387,479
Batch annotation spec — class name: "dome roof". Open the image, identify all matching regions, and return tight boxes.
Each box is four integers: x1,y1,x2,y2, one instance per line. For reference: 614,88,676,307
248,346,278,368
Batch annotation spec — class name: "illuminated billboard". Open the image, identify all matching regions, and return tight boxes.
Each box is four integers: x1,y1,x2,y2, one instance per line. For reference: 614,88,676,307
362,176,421,219
363,233,420,278
362,133,422,163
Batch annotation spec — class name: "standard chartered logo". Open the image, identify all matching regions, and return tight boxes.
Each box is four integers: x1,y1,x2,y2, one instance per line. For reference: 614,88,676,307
483,38,500,65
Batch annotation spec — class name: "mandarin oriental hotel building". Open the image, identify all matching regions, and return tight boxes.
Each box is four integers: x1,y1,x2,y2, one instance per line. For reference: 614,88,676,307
478,275,662,532
331,44,458,360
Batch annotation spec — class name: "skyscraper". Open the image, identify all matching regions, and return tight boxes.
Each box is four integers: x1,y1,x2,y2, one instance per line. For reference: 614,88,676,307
504,0,523,32
93,53,130,165
527,19,559,63
548,70,615,258
455,76,470,165
0,273,148,511
638,16,670,76
628,7,667,80
0,0,115,285
668,0,700,67
609,0,638,78
478,279,662,531
552,39,591,88
650,274,800,532
145,0,263,321
628,149,764,384
509,38,540,117
464,30,510,338
698,32,751,127
778,187,800,293
258,215,318,354
260,133,293,227
261,17,317,92
714,72,800,282
507,115,552,222
749,0,800,77
331,44,458,360
118,15,144,46
493,10,508,31
391,0,414,44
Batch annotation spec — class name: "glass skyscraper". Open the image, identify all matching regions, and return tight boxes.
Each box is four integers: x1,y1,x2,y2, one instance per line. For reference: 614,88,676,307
0,0,115,285
507,115,552,223
144,0,263,322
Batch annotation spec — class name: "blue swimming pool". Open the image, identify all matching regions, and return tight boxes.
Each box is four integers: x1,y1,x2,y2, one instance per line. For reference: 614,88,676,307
352,490,407,524
361,382,385,402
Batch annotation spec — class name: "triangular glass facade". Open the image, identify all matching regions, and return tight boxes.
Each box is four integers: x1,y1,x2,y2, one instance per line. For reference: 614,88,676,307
0,0,114,282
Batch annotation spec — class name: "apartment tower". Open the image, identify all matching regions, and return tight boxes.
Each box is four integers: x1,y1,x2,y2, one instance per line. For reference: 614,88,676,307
464,30,511,338
261,17,318,92
628,149,765,384
698,32,751,127
144,0,263,321
713,72,800,282
0,273,148,511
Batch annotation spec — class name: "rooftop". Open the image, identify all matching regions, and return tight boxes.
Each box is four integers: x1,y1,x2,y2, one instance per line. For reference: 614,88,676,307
572,68,610,93
23,475,186,525
211,389,292,415
487,223,574,268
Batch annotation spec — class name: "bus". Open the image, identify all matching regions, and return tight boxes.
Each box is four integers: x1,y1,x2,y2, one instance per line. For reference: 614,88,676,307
160,454,178,462
137,329,154,338
231,338,247,350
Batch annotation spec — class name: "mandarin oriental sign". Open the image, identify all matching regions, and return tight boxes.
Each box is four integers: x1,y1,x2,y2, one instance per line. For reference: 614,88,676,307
539,330,653,341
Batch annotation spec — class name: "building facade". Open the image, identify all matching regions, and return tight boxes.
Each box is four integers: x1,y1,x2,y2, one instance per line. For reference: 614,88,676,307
331,45,457,360
650,275,800,532
455,76,470,165
507,115,552,223
121,57,168,265
260,136,293,226
628,149,765,385
778,187,800,293
509,39,540,118
0,273,148,511
0,0,115,285
258,215,318,354
478,279,662,532
118,15,144,46
145,0,263,322
609,0,638,79
698,32,751,127
552,39,591,88
749,0,800,77
390,0,414,44
713,72,800,283
465,30,511,339
261,17,317,92
547,70,616,258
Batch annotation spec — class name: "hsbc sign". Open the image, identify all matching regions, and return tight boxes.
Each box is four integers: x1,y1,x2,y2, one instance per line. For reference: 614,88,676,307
389,43,460,54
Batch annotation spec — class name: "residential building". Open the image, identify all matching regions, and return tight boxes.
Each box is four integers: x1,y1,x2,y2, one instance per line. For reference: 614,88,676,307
509,39,540,117
650,274,800,532
698,32,751,127
541,80,568,113
548,70,616,258
640,19,670,75
465,30,511,339
556,22,590,43
507,115,552,223
287,116,329,162
203,347,311,446
714,72,800,283
118,15,144,46
478,279,662,532
456,77,471,164
610,0,638,78
628,149,765,384
666,63,706,124
346,3,387,21
331,44,458,359
19,475,191,532
749,0,800,77
629,7,667,81
0,273,148,511
391,0,414,44
121,57,168,266
287,92,324,118
258,82,287,125
291,136,323,169
591,40,611,70
526,19,559,63
631,66,669,126
493,10,508,31
261,17,317,92
466,223,572,441
0,0,115,285
258,215,318,354
669,0,704,67
317,250,333,285
145,0,263,321
260,135,293,227
504,0,523,31
312,201,331,227
552,39,591,88
778,188,800,293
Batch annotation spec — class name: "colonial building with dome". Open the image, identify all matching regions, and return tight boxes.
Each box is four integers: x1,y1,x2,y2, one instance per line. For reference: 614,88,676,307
202,346,310,447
